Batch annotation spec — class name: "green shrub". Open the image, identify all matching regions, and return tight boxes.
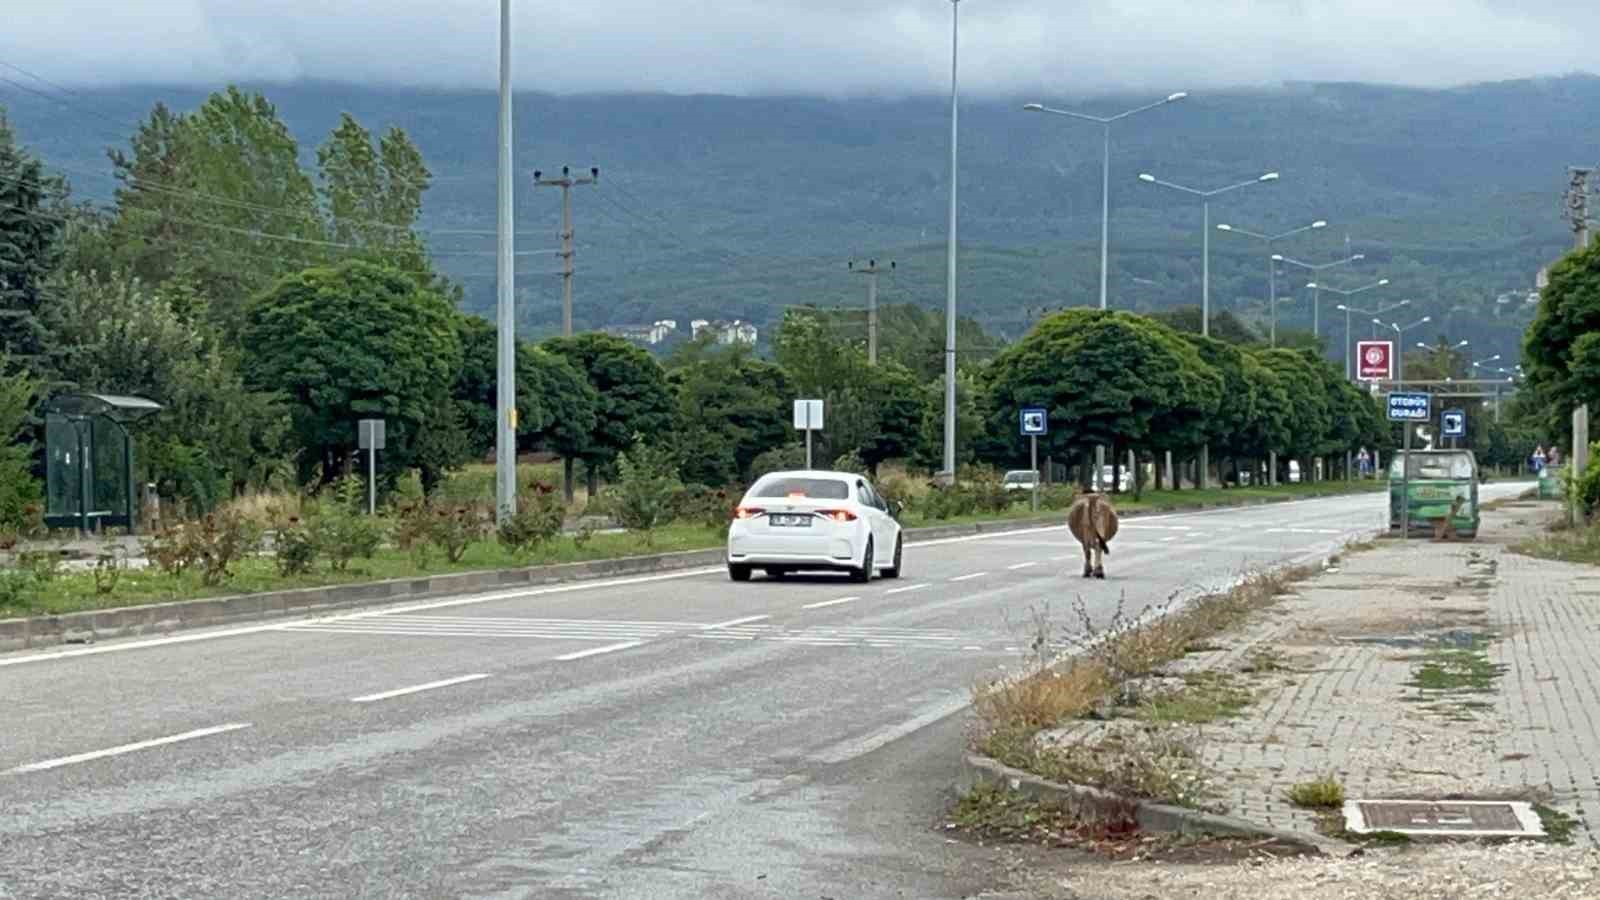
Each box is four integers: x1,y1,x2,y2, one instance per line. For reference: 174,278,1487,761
498,487,566,556
309,477,385,572
273,519,319,577
430,504,487,563
606,440,682,545
0,569,36,614
93,548,125,595
831,449,869,476
18,549,63,583
673,484,736,530
146,512,263,586
749,444,807,480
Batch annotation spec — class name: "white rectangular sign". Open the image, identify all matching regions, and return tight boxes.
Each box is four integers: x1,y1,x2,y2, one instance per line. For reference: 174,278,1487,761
793,399,824,431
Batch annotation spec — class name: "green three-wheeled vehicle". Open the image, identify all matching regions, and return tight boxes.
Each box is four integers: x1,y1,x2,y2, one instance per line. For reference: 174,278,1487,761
1388,450,1480,539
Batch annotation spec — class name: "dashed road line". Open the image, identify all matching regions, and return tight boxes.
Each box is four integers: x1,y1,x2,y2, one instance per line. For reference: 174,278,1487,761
554,641,646,662
351,673,491,703
701,615,770,630
10,723,253,773
801,596,860,610
950,572,987,582
1007,562,1039,570
885,583,929,595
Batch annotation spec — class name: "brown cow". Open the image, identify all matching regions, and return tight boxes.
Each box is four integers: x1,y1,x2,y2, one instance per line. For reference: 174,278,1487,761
1067,490,1119,579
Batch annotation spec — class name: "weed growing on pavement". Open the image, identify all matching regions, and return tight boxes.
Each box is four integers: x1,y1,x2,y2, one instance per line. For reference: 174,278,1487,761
1136,673,1253,725
1287,775,1346,810
1533,804,1579,845
950,781,1138,846
1033,725,1221,811
1404,646,1507,696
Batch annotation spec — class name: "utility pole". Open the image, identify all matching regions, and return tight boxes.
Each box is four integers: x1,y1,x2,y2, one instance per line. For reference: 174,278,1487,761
942,0,961,486
1568,167,1593,251
494,0,515,526
849,259,894,364
535,166,599,337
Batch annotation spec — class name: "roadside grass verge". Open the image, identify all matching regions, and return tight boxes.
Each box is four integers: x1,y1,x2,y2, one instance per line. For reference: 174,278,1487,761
969,566,1310,810
1514,521,1600,565
3,481,1376,621
0,524,724,619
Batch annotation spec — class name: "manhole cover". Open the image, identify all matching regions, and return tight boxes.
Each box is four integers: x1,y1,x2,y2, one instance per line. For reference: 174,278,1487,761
1344,800,1544,838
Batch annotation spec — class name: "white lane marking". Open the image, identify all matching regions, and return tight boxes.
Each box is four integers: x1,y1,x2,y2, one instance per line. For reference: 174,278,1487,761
11,723,252,774
884,583,929,595
553,641,645,661
809,694,972,765
351,673,491,703
1161,536,1179,543
701,614,769,630
802,596,859,610
1007,562,1039,570
0,566,724,669
950,572,987,582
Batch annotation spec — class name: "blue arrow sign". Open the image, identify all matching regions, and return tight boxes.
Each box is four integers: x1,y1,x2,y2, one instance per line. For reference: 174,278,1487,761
1442,409,1466,438
1020,408,1048,436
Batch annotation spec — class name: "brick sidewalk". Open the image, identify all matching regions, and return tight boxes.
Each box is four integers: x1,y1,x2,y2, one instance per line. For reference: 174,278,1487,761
1142,497,1600,845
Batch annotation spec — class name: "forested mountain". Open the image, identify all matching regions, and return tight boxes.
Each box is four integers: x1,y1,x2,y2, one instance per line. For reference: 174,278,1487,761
6,74,1597,363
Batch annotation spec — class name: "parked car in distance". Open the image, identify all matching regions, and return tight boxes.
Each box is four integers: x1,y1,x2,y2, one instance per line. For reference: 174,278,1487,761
1099,465,1132,493
726,470,904,583
1002,470,1039,492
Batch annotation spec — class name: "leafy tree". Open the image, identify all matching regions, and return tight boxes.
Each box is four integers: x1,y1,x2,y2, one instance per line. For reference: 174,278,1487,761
47,269,289,508
317,113,441,289
0,112,66,370
984,309,1221,474
1524,240,1600,437
915,371,987,472
856,361,924,472
1182,334,1260,479
605,439,681,545
668,345,791,486
1254,348,1332,466
0,359,39,532
453,315,599,466
240,261,462,489
544,332,674,497
109,89,325,333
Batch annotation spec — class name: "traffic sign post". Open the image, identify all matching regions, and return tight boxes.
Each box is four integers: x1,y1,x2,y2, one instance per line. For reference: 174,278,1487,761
794,399,824,469
1020,408,1048,512
357,419,386,516
1442,409,1466,449
1388,393,1430,539
1358,341,1394,382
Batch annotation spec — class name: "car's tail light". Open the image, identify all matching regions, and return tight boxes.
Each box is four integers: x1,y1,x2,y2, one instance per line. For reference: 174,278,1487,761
817,509,857,522
733,506,765,520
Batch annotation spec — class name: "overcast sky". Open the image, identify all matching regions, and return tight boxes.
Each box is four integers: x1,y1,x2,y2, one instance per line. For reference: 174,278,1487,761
2,1,1592,96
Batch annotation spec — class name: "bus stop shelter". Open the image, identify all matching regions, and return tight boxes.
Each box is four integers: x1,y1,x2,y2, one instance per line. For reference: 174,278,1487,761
42,393,162,533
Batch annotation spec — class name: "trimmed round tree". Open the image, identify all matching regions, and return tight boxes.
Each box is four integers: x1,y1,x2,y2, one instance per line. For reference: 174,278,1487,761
985,309,1221,489
241,260,462,487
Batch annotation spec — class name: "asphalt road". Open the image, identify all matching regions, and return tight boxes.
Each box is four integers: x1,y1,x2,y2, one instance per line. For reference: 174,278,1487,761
0,487,1524,898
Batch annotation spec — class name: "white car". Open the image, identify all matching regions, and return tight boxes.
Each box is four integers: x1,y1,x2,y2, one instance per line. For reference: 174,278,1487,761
1002,470,1040,492
726,470,904,583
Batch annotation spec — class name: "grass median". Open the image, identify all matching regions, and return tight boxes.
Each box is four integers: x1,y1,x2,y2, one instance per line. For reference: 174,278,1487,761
2,480,1386,621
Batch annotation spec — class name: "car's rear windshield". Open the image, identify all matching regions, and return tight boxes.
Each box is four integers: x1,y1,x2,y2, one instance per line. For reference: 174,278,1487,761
1004,471,1033,482
1389,452,1475,480
753,477,850,500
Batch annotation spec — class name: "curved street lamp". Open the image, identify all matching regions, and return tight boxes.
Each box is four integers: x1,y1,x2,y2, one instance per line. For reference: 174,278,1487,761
1023,91,1187,310
1216,219,1327,346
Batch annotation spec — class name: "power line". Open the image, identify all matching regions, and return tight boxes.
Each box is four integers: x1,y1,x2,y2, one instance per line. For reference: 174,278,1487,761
534,165,599,337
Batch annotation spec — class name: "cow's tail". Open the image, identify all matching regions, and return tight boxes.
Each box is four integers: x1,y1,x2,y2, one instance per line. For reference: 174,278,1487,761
1090,495,1111,555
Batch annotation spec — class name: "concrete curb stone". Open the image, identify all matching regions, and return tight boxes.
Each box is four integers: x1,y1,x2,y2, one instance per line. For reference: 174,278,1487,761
0,487,1375,655
958,752,1353,856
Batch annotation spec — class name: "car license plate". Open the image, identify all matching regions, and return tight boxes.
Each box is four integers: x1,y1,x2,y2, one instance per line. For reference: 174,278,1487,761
771,514,811,527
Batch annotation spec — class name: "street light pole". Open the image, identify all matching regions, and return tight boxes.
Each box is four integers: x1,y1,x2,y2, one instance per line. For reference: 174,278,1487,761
494,0,516,525
942,0,960,484
1216,219,1327,346
1023,92,1187,310
1140,171,1279,338
1139,170,1278,486
1306,279,1391,377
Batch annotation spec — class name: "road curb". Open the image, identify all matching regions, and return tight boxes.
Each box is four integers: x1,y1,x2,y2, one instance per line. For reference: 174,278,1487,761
0,486,1382,655
957,753,1350,855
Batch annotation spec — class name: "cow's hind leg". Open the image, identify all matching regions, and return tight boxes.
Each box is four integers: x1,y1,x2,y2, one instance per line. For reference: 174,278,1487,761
1092,543,1106,579
1081,543,1093,578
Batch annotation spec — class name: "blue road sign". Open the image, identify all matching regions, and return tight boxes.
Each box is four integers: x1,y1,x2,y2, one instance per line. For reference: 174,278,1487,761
1442,409,1467,438
1388,392,1431,422
1020,408,1048,436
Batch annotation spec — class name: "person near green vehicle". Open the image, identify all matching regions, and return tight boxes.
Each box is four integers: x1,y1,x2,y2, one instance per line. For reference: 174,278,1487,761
1388,450,1479,539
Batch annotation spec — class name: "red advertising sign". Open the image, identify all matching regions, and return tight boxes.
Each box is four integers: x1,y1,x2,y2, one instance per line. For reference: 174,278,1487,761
1357,341,1393,381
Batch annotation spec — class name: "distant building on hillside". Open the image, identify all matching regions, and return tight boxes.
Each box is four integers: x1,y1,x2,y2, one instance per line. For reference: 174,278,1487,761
690,319,711,339
722,320,758,345
605,319,680,346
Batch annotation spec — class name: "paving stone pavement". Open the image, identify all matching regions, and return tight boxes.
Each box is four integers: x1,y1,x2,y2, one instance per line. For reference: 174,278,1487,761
1154,498,1600,845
